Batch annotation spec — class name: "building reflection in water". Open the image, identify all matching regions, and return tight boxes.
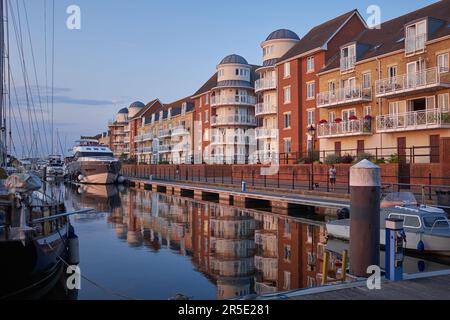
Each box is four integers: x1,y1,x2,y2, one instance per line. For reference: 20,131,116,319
100,188,328,300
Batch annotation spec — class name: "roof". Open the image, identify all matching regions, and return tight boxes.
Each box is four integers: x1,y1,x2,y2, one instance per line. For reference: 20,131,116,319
117,107,128,114
278,10,358,63
129,101,145,109
320,0,450,72
266,29,300,41
131,99,162,119
219,54,248,65
192,73,218,97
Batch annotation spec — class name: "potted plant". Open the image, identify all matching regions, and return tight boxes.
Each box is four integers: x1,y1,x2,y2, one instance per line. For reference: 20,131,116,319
335,118,343,123
349,115,358,121
319,119,328,124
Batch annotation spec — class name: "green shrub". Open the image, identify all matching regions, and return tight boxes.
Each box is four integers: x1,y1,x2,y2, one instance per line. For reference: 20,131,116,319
340,154,355,164
389,154,399,164
356,152,375,162
324,154,340,165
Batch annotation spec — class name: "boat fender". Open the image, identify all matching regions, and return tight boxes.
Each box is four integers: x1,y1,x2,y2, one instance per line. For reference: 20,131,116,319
78,174,85,182
67,234,80,265
117,175,126,184
417,260,425,273
417,240,425,253
337,208,350,220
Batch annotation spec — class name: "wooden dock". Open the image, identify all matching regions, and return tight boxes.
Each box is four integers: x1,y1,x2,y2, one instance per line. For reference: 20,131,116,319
128,178,350,215
257,270,450,300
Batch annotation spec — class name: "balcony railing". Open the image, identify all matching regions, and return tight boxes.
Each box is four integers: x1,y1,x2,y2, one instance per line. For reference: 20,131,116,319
255,103,277,116
136,147,153,154
171,126,189,136
317,119,372,138
158,144,172,153
255,78,277,92
255,128,278,140
340,55,356,72
375,67,450,98
376,108,450,133
211,115,257,126
159,129,172,138
405,33,426,55
210,134,253,145
317,86,372,108
211,95,256,107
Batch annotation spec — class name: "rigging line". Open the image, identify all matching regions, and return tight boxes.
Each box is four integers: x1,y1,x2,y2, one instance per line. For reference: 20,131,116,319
9,0,46,158
0,0,5,164
51,0,54,154
44,0,50,136
6,0,12,162
10,71,30,156
10,108,24,158
22,0,50,155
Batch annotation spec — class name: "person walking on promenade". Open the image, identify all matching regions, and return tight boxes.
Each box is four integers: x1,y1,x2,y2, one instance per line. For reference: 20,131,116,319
329,165,337,191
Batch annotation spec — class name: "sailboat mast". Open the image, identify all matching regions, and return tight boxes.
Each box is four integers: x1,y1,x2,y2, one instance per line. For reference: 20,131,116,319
0,0,6,167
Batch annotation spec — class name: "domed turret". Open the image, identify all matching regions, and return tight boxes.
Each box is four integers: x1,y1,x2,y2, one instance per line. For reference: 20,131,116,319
128,101,145,118
265,29,300,41
116,107,129,123
219,54,248,65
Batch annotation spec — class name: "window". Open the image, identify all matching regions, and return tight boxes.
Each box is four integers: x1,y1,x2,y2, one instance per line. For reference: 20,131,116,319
307,82,315,100
340,44,356,72
388,65,397,81
389,102,399,115
362,72,371,89
307,56,315,72
205,110,209,123
438,93,449,112
168,108,172,119
235,69,239,76
307,225,314,243
284,113,291,129
328,81,336,95
284,220,291,237
405,20,427,54
205,95,209,105
284,245,291,262
437,53,449,73
283,86,291,104
364,105,372,117
284,62,291,78
307,109,315,126
284,138,291,154
328,112,336,123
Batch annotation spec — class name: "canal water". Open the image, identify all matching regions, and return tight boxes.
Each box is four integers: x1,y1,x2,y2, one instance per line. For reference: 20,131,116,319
43,182,450,300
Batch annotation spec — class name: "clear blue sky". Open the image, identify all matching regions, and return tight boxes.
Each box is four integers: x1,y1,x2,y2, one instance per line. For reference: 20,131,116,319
9,0,437,156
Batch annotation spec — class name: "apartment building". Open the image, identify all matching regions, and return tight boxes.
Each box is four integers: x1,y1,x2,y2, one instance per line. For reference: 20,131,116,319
133,98,195,164
192,55,258,164
255,30,300,163
274,10,367,161
316,0,450,164
108,107,130,157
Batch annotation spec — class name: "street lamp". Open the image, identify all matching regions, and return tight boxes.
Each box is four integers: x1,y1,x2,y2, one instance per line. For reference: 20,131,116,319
307,125,316,190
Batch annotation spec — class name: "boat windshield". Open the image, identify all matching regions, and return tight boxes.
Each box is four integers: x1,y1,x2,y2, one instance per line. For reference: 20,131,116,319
381,192,417,208
423,216,450,228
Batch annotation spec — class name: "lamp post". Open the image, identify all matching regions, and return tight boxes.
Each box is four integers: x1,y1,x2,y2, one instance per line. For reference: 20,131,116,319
307,125,316,190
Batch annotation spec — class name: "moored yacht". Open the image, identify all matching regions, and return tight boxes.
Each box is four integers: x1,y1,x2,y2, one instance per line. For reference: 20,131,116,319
65,139,124,185
45,155,64,178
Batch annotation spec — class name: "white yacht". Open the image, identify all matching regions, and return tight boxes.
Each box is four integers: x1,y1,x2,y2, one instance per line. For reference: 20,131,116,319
45,155,64,177
65,139,124,185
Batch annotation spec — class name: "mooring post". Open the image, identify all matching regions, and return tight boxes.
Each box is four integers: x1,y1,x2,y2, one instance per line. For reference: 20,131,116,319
349,159,381,277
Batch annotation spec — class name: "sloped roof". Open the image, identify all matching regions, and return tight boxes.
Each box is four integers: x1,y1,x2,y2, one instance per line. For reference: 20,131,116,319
131,99,162,119
278,10,358,63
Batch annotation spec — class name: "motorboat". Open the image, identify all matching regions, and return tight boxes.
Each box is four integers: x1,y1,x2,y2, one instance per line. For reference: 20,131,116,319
65,139,124,185
45,155,64,178
326,192,450,256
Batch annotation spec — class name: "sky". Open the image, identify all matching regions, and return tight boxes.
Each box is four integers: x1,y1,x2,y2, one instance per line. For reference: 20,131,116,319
7,0,438,157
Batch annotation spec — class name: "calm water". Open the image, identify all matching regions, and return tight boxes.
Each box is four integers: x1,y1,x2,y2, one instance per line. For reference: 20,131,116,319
43,182,450,300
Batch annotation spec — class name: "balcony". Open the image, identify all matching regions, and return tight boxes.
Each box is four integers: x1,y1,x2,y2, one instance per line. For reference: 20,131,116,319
159,129,172,138
317,119,372,138
255,103,277,116
255,78,277,93
171,126,190,137
210,134,253,145
376,108,450,133
405,33,426,55
136,147,153,154
211,95,256,107
158,144,172,153
255,128,278,140
317,86,372,108
211,115,257,127
375,67,450,98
